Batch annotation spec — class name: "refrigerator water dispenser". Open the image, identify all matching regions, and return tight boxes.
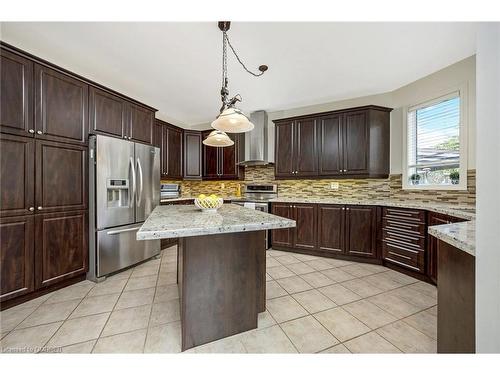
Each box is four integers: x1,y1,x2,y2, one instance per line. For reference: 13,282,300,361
106,179,129,207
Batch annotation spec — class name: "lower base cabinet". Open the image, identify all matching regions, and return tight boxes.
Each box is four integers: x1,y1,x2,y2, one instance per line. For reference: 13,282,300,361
271,203,377,259
0,210,88,305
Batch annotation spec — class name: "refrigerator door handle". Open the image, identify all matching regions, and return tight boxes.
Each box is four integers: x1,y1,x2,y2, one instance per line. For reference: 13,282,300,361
136,157,144,207
129,156,136,207
106,226,142,235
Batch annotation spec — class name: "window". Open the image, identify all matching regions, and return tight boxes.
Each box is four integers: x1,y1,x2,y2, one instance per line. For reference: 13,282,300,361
404,90,467,190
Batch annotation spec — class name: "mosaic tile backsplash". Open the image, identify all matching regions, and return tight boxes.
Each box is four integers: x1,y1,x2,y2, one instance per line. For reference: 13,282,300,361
162,166,475,206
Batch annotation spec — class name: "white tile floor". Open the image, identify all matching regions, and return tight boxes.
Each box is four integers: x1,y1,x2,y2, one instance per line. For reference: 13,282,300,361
0,246,437,353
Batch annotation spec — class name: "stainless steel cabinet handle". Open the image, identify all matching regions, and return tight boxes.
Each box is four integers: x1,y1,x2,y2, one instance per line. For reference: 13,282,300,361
37,206,43,210
129,157,136,207
36,130,43,135
28,207,35,212
136,158,144,207
106,226,142,235
28,129,35,134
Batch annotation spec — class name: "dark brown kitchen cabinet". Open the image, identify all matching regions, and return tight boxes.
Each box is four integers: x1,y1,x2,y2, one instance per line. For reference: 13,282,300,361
128,103,154,144
318,115,343,176
0,215,34,303
270,203,294,248
183,130,202,180
35,210,88,289
89,87,127,138
35,140,87,213
0,49,33,137
202,131,243,180
274,121,295,177
427,212,466,284
293,203,317,250
274,105,391,179
34,64,89,145
156,120,183,179
344,206,377,258
317,204,344,253
0,134,35,217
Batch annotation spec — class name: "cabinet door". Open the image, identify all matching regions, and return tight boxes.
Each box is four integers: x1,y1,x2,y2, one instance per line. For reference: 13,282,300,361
317,204,344,253
202,131,220,179
0,49,34,136
160,124,169,176
274,121,295,178
183,131,202,180
345,205,377,258
34,64,88,145
295,118,318,177
89,87,126,138
128,103,154,144
0,134,35,217
343,111,369,175
271,203,294,248
319,115,343,176
167,126,183,179
0,215,34,302
35,140,87,213
220,133,242,179
35,210,88,288
153,120,162,148
294,203,317,250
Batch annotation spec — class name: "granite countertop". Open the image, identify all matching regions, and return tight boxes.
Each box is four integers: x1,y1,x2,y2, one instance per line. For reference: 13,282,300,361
137,203,296,240
428,221,476,256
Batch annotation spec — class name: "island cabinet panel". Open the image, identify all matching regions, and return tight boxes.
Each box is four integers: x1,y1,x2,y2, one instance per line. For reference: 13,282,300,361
0,134,35,217
128,103,154,145
343,111,369,176
0,215,34,302
318,115,343,176
35,210,88,289
35,140,87,213
274,105,391,179
34,64,88,145
293,203,317,250
344,206,377,258
437,240,475,353
183,130,202,180
0,49,33,137
317,204,344,253
295,118,318,177
271,203,294,248
89,87,127,138
274,121,295,177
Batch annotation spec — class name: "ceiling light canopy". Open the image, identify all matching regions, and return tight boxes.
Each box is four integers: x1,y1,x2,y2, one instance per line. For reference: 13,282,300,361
202,130,234,147
210,21,267,140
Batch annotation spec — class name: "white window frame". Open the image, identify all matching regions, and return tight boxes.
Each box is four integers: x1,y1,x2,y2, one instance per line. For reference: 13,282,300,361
402,85,468,191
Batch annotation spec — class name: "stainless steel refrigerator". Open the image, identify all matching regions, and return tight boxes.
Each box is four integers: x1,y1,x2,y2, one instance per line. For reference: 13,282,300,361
88,134,160,281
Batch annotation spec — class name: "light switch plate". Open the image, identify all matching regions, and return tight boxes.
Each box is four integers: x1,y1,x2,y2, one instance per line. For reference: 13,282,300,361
330,182,339,190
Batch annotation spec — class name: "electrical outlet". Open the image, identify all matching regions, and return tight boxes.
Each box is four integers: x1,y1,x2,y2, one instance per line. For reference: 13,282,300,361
330,182,339,190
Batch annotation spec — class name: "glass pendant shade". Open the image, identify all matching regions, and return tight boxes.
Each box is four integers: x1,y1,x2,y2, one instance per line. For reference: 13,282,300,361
202,130,234,147
211,107,255,133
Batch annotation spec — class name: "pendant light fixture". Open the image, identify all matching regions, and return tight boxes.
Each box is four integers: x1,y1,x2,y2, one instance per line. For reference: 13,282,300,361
210,21,268,136
202,129,234,147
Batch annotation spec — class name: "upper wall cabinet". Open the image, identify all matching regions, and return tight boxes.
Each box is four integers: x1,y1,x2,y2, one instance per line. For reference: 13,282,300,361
155,119,183,179
274,105,392,179
202,131,244,180
183,130,202,180
0,50,33,137
34,64,89,145
89,87,127,138
128,103,154,144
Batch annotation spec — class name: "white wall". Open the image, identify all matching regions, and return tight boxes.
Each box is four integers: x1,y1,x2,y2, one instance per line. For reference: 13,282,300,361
476,23,500,353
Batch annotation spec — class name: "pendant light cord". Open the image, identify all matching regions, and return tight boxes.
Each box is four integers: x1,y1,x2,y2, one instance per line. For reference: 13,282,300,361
223,31,266,78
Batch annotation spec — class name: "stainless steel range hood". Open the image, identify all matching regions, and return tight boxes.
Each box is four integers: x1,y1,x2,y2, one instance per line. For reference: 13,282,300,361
239,111,274,166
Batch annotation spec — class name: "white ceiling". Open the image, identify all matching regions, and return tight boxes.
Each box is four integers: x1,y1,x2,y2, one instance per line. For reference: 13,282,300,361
1,22,477,127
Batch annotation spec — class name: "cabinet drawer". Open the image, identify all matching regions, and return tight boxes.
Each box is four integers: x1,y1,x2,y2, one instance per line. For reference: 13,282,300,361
382,228,425,250
382,207,425,223
382,217,426,236
383,241,425,273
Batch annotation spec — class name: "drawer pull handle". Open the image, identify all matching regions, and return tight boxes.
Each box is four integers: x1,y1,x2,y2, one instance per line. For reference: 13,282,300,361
384,257,421,272
386,220,415,228
382,239,420,253
388,251,412,260
385,230,421,241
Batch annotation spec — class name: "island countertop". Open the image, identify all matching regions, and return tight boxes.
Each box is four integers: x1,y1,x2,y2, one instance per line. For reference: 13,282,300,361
137,203,296,240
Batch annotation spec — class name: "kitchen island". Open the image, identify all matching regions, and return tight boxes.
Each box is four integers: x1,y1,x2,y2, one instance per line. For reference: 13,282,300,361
137,204,296,351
